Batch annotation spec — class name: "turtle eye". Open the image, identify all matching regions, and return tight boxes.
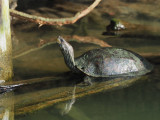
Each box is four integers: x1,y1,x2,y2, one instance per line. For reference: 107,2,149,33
58,36,65,43
60,38,64,43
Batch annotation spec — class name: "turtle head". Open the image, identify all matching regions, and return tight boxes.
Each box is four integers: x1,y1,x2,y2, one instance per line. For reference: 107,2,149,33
57,36,77,71
57,36,74,56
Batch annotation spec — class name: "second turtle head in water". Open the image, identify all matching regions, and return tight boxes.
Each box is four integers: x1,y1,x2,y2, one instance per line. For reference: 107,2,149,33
57,36,153,83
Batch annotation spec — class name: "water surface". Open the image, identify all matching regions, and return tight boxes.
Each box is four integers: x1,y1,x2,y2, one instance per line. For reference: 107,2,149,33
1,0,160,119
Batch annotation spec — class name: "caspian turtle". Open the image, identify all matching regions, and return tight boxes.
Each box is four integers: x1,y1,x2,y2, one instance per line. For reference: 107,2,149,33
57,36,153,78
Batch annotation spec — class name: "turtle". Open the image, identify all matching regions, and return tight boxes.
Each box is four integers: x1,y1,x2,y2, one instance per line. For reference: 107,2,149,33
57,36,153,84
107,18,125,31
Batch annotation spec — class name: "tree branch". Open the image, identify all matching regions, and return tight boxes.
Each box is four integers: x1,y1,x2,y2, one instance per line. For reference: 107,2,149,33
10,0,101,26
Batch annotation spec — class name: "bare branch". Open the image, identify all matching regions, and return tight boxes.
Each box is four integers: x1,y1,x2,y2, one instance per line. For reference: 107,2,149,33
13,35,111,59
10,0,101,26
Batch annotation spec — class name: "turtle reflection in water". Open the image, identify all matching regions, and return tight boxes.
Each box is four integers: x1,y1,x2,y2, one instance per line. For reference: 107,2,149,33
57,36,153,84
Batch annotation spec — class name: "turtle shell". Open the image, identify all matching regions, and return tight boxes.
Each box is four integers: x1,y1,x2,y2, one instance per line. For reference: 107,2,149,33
75,47,153,77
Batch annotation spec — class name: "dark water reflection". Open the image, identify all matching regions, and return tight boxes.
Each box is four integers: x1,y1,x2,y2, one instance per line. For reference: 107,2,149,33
0,92,14,120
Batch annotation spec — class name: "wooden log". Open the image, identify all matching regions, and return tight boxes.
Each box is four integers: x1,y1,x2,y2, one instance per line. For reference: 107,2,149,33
0,0,13,81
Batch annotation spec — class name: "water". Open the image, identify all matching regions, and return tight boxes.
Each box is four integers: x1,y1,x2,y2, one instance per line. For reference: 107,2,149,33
15,74,160,120
1,64,160,120
1,0,160,119
0,47,159,120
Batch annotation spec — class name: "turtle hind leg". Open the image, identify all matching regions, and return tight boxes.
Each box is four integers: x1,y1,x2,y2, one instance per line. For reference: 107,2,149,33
83,76,93,86
76,76,93,87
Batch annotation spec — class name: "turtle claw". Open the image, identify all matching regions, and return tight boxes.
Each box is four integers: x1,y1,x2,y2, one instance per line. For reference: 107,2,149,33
76,76,93,87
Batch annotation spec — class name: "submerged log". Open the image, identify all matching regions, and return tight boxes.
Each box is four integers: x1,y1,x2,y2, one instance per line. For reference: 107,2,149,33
15,76,148,115
0,0,13,81
0,74,148,119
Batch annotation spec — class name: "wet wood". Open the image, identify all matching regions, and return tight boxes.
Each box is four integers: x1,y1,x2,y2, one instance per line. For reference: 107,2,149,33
12,76,147,115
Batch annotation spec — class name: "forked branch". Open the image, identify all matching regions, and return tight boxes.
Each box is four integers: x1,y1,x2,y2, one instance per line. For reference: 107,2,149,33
10,0,101,26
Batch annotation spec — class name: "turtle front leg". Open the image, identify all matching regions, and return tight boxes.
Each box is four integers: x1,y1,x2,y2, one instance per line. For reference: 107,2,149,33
84,76,93,86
